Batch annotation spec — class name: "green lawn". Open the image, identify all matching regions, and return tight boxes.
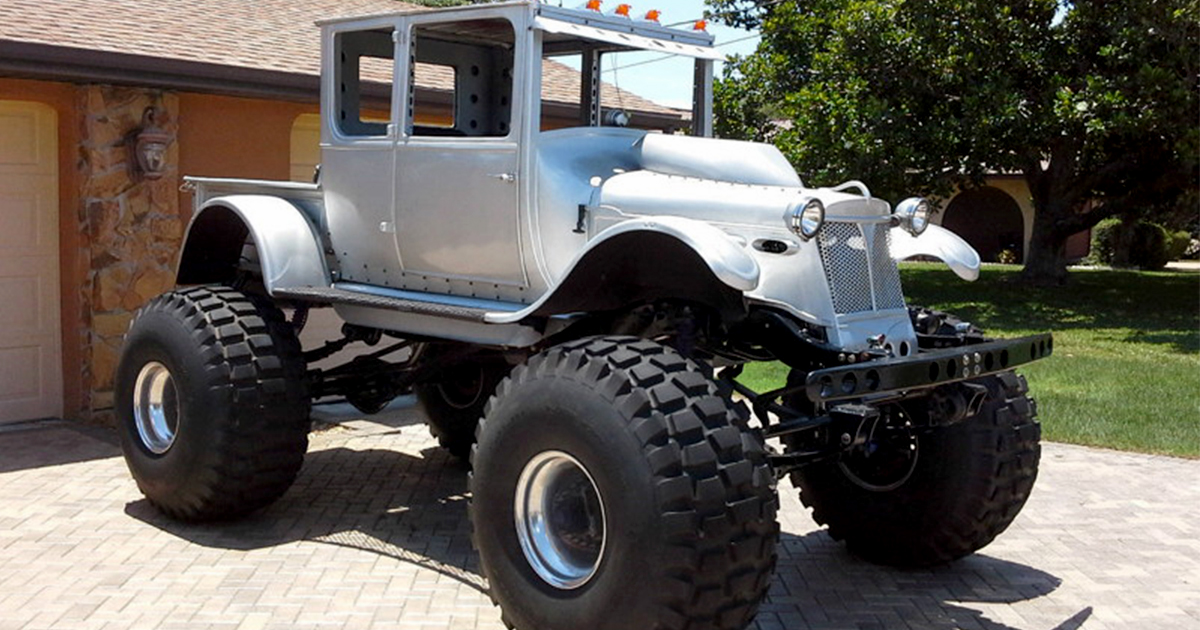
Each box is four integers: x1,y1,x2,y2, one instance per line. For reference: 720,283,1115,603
740,263,1200,458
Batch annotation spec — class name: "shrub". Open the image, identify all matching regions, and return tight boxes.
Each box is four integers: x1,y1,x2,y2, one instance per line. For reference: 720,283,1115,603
1129,222,1170,270
1166,229,1191,261
1089,218,1122,265
997,248,1019,264
1088,218,1171,270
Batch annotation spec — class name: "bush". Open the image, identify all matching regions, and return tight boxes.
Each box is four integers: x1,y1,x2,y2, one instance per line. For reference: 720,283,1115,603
1088,218,1171,270
1166,229,1191,261
1130,222,1170,270
1089,218,1122,265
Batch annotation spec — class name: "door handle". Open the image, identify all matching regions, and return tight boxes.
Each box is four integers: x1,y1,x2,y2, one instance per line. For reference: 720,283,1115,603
488,173,517,183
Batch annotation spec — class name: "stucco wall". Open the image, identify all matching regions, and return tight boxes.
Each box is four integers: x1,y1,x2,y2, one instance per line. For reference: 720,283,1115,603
178,93,317,183
934,177,1036,255
937,177,1090,262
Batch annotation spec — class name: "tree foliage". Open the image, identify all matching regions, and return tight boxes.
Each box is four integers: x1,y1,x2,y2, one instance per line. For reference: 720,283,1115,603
710,0,1199,282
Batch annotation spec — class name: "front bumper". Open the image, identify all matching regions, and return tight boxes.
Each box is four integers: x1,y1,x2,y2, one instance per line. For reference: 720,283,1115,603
804,333,1053,403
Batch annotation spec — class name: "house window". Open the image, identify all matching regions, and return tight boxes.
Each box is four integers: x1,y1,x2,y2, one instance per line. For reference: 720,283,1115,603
408,18,515,138
334,28,395,137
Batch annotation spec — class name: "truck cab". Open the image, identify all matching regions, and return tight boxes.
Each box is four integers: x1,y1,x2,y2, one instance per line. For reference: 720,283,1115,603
317,1,721,304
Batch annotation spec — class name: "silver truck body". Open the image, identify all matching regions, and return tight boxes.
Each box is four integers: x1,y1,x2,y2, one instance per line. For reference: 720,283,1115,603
124,5,1050,612
183,0,980,353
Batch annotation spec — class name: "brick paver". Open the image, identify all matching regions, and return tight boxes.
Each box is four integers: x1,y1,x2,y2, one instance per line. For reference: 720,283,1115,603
1,400,1197,630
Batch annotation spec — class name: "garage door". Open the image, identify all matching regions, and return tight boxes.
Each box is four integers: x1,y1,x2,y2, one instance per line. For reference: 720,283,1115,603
0,101,61,422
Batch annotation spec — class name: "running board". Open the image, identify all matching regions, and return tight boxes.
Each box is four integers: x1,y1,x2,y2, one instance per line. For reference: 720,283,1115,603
273,286,498,322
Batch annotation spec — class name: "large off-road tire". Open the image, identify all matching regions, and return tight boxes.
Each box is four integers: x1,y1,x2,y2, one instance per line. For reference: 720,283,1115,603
416,359,509,460
470,336,778,630
115,286,311,521
789,371,1040,567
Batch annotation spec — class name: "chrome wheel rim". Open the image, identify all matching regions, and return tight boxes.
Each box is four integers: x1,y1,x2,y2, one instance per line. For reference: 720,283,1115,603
132,361,180,455
514,450,606,590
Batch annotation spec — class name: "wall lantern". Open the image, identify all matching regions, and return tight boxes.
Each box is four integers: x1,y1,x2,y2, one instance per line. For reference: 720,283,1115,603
134,107,172,180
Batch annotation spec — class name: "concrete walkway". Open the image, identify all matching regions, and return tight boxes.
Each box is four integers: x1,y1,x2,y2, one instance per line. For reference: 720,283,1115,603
1,401,1197,630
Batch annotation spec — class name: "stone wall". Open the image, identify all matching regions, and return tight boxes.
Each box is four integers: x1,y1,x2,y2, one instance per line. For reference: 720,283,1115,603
78,86,182,419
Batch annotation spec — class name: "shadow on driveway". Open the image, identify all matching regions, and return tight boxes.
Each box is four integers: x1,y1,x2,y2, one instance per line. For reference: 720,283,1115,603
126,420,1074,629
0,420,121,473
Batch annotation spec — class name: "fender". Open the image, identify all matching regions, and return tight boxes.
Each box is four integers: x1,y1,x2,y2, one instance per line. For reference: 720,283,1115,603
486,216,760,324
889,223,982,281
176,194,330,294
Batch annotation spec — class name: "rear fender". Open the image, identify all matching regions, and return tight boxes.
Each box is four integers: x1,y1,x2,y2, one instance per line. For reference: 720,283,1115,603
486,216,759,324
176,195,329,293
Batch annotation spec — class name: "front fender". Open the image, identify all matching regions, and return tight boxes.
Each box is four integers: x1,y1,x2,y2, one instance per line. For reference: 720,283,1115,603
485,216,760,324
890,224,982,281
611,216,760,291
177,195,329,293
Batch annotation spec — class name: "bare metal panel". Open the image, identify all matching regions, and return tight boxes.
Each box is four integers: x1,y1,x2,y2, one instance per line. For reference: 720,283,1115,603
637,134,802,187
323,143,400,285
394,142,524,285
890,223,982,281
187,194,330,293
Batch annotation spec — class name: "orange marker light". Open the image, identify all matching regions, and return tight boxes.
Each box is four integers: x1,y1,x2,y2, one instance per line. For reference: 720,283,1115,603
584,0,603,12
642,9,661,22
693,19,708,31
614,3,632,17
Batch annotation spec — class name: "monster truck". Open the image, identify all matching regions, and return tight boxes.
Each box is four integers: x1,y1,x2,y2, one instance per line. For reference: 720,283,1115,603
114,2,1052,629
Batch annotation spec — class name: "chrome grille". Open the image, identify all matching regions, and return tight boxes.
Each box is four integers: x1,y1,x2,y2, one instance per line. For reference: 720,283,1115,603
818,222,873,313
870,227,906,310
817,222,906,314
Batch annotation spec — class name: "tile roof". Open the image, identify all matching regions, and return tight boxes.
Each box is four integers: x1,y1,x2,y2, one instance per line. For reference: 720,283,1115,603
0,0,684,118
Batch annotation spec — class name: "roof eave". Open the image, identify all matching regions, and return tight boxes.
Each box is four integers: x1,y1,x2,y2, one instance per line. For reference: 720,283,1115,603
0,40,321,102
0,40,689,126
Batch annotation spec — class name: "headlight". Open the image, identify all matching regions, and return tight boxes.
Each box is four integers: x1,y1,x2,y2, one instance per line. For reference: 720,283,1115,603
789,197,825,240
894,197,930,236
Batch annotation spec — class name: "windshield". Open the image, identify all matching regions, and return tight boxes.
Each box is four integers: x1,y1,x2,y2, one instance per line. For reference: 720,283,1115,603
535,12,716,136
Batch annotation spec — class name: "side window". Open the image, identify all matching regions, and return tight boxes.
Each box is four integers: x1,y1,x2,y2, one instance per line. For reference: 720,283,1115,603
409,18,515,138
334,28,395,137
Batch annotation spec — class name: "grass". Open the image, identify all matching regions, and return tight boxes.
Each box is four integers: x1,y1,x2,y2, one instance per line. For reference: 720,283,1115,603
740,263,1200,458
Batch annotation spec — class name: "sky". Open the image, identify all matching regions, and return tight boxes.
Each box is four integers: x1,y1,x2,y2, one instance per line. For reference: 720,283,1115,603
554,0,761,109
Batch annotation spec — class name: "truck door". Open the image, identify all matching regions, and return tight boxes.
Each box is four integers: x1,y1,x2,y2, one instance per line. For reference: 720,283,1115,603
320,21,401,285
394,16,527,289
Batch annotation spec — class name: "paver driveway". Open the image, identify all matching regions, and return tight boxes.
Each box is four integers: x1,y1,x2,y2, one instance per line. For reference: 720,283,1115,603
1,399,1197,630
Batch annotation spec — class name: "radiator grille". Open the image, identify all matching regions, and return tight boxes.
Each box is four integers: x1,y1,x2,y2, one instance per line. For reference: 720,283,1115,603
870,226,907,310
817,222,906,314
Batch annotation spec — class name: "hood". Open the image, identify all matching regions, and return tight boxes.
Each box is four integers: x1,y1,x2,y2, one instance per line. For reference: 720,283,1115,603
634,134,802,188
595,170,891,230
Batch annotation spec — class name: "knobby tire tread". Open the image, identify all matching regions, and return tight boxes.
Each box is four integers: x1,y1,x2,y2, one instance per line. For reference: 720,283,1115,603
134,286,310,521
794,371,1039,566
471,336,778,630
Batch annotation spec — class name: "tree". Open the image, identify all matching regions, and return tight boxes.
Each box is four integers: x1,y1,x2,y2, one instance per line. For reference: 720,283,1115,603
709,0,1198,283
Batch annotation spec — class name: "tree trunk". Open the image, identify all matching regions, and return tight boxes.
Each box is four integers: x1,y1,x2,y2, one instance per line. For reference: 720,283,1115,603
1020,162,1073,285
1020,215,1070,284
